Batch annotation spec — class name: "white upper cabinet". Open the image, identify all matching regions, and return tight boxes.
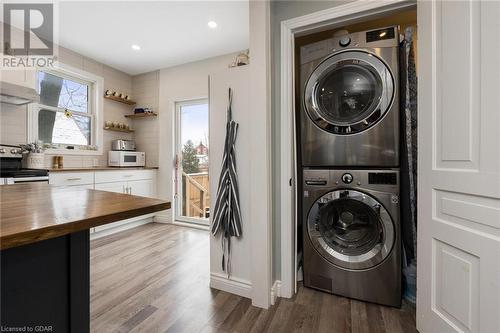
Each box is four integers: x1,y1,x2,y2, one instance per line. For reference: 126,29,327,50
2,23,37,89
1,69,37,89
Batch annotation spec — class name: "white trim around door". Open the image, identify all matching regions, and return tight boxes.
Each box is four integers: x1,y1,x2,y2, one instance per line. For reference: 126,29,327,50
279,0,416,299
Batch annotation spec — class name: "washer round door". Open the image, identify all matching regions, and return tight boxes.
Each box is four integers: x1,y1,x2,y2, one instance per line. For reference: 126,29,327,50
307,189,395,270
304,50,395,135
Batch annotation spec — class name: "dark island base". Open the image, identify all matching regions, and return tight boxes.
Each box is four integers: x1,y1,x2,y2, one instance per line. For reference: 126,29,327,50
1,230,90,333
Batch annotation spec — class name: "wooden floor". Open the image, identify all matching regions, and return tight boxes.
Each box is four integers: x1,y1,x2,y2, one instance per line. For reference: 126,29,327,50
91,223,416,333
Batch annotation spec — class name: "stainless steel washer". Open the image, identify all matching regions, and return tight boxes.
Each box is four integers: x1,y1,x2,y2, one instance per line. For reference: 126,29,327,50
302,168,401,307
299,27,400,167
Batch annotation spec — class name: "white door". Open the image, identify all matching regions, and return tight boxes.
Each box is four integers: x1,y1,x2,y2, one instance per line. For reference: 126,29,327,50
417,1,500,333
128,179,152,197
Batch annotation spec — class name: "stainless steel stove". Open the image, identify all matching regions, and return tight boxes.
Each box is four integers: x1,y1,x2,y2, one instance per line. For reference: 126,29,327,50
0,144,48,185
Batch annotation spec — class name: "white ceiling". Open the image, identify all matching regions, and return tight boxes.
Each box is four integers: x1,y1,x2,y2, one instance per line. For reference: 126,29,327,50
57,1,249,75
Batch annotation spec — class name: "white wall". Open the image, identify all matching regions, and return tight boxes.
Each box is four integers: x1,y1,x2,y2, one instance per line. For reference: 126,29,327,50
209,66,252,295
132,71,160,167
156,53,238,222
209,1,273,308
248,0,273,308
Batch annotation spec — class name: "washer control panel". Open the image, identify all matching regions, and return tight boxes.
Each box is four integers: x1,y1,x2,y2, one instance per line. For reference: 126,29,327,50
368,172,397,185
303,169,399,192
341,173,353,184
303,169,330,187
338,36,351,47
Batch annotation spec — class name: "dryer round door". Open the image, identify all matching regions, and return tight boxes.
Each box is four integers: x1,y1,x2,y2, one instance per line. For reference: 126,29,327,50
304,50,395,135
307,189,395,270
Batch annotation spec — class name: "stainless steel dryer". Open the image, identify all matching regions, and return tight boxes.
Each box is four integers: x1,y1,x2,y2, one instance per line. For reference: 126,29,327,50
299,27,399,167
302,169,401,307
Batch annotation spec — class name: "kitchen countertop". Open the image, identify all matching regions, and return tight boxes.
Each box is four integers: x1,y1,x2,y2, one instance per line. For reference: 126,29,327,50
0,183,170,249
47,166,159,172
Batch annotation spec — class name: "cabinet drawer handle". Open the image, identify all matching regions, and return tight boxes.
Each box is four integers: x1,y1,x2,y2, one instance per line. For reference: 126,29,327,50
123,175,133,178
66,177,82,181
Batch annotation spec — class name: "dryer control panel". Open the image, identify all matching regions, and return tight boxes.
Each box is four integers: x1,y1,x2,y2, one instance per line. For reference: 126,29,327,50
368,172,397,185
303,169,399,193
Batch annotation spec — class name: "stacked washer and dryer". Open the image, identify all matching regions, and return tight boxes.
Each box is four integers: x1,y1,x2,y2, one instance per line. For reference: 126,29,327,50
298,26,402,307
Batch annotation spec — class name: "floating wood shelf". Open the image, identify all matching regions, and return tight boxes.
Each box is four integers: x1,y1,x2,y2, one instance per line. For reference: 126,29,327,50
124,113,158,119
104,126,134,133
104,95,136,105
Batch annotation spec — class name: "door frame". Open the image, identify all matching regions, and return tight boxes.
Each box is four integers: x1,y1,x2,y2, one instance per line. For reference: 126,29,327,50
174,97,210,226
279,0,416,298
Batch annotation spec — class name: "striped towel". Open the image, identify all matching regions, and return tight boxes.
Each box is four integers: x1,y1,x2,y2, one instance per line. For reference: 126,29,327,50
211,88,242,276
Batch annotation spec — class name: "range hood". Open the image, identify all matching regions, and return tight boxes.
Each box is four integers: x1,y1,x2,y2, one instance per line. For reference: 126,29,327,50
0,81,39,105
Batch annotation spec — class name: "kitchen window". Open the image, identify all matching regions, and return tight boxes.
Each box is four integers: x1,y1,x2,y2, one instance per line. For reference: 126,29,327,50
29,65,103,154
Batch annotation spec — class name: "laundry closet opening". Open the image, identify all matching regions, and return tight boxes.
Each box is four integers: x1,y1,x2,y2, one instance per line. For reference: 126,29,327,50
293,8,418,309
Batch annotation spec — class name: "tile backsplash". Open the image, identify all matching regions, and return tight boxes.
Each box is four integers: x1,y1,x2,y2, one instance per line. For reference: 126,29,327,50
43,154,103,169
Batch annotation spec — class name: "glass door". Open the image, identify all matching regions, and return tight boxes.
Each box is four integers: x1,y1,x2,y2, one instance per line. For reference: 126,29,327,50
175,99,210,225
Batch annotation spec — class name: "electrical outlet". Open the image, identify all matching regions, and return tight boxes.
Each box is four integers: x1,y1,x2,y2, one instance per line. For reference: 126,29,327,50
93,158,99,167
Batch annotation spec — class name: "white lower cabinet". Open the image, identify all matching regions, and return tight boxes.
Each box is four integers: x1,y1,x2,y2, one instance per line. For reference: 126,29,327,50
65,184,94,190
94,181,127,194
48,171,94,187
128,179,152,197
94,179,153,197
49,169,157,236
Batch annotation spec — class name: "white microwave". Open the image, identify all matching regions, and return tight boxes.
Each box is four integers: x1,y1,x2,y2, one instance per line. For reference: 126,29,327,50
108,151,146,167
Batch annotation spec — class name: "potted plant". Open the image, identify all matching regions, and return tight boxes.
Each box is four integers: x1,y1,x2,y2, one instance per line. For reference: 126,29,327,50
20,141,45,169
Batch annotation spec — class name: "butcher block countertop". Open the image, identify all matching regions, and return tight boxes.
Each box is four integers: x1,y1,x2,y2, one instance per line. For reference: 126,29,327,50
0,183,170,250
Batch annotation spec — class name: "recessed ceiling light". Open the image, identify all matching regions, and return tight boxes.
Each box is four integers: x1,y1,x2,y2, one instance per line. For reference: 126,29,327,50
131,44,141,51
208,21,217,29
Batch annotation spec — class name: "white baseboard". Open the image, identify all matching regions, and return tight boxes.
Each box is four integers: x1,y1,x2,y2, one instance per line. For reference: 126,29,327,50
154,216,210,231
270,280,282,305
210,272,252,299
90,218,152,239
153,213,171,224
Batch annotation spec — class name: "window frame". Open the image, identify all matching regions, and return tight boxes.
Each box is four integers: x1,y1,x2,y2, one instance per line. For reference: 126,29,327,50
28,62,104,155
